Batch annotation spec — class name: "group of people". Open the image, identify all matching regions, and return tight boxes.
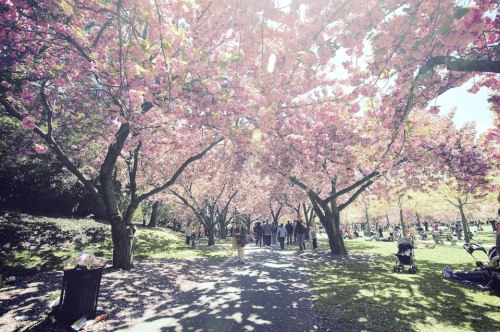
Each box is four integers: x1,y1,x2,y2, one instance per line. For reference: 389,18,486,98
251,220,318,251
230,219,320,264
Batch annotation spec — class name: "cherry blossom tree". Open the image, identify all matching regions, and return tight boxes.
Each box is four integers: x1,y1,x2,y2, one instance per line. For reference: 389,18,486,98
432,124,497,243
0,0,240,268
2,0,498,264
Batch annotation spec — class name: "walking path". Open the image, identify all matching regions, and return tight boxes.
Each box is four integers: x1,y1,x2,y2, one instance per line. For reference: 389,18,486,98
114,246,316,332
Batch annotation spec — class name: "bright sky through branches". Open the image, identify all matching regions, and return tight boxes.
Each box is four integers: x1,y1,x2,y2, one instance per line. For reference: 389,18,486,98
434,79,495,134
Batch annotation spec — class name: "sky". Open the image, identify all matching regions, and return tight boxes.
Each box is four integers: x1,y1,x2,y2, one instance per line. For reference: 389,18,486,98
434,79,495,135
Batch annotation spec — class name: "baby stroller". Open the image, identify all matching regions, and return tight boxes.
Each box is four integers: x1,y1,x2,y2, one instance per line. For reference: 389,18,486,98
463,243,499,269
394,237,418,273
442,243,499,291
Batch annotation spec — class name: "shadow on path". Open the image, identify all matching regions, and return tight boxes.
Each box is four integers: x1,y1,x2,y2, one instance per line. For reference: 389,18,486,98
114,246,315,332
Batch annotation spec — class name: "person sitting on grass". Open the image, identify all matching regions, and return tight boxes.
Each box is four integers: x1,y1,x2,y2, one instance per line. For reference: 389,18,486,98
366,232,395,242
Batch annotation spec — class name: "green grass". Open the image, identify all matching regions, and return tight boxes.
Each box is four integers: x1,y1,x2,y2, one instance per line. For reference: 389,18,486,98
0,213,233,276
87,227,233,262
308,236,500,331
472,231,497,244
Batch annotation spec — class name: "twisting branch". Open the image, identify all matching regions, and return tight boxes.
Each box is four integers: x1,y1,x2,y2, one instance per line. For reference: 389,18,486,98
422,56,500,74
338,178,377,211
0,96,102,205
129,141,142,202
329,171,380,201
137,137,223,202
92,16,114,48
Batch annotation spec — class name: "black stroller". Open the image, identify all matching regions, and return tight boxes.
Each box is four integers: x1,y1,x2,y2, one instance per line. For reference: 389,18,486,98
393,237,418,273
442,243,499,291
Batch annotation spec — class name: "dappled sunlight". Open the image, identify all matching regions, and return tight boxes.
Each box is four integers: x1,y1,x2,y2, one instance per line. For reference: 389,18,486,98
0,271,62,329
113,246,315,331
306,239,500,331
225,312,243,323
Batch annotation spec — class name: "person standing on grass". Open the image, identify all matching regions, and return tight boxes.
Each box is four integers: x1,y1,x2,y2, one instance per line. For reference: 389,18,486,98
234,221,247,263
184,222,192,246
277,223,287,249
310,226,318,250
285,221,294,245
295,220,306,251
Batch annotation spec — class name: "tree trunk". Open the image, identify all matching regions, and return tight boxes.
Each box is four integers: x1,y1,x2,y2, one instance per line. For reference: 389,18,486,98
399,206,406,237
326,211,347,255
219,226,227,240
365,205,370,236
111,220,135,270
316,204,347,255
416,212,421,227
91,198,107,219
207,226,216,246
458,203,471,243
385,213,390,227
149,201,159,227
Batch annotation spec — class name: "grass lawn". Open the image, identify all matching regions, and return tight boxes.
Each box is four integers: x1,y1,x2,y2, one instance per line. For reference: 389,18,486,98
308,235,500,331
0,213,233,276
91,227,234,262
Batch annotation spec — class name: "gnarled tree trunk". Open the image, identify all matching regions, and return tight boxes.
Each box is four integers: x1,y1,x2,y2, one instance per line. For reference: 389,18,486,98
207,227,216,246
149,201,159,227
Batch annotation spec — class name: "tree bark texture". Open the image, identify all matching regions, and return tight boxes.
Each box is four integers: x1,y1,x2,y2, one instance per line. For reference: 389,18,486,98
111,219,135,270
458,203,471,243
149,201,159,227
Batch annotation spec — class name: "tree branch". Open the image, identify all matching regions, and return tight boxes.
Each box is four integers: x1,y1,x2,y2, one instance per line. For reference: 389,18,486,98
330,172,380,202
137,137,223,202
0,96,103,207
423,56,500,74
338,179,376,211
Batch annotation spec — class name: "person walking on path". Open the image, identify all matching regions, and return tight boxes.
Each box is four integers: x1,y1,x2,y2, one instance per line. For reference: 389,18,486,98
293,220,298,243
271,222,278,245
285,221,294,245
262,220,273,247
310,226,318,250
234,221,247,263
253,221,263,248
295,220,306,251
184,222,192,246
277,223,287,249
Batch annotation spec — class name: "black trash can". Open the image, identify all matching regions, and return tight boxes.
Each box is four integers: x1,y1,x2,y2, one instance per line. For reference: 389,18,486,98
55,266,104,325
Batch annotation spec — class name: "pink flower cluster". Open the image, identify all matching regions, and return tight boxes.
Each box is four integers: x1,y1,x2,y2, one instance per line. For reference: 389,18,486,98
129,90,144,110
22,116,36,130
34,144,48,154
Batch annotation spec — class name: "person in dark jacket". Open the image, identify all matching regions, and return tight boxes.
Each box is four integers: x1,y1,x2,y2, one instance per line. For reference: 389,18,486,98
253,221,263,248
295,220,306,251
285,221,294,245
262,220,273,247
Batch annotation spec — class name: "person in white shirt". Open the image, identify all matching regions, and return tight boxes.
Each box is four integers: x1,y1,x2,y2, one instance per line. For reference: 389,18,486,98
277,223,287,249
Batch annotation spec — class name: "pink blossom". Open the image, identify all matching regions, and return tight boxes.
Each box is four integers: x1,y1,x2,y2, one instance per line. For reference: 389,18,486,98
205,80,221,94
348,104,360,113
170,58,186,76
34,144,48,154
129,89,144,110
22,116,36,130
428,106,440,114
149,84,160,94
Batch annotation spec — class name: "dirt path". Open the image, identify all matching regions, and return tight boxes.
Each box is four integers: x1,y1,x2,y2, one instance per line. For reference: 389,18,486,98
114,246,317,332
